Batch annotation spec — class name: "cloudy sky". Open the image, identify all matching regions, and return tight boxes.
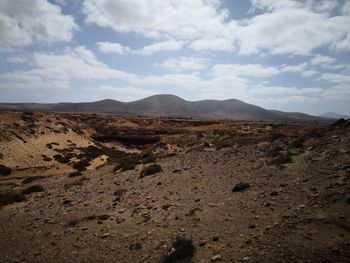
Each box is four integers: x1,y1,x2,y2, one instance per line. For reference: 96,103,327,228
0,0,349,115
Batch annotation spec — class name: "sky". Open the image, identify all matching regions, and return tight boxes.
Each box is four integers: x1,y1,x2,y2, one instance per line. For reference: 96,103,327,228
0,0,349,115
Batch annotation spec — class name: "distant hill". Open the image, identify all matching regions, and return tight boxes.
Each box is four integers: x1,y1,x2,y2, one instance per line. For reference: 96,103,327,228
319,111,350,119
0,94,332,123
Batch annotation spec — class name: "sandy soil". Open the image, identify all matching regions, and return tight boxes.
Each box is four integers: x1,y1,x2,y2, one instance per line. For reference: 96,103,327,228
0,111,349,263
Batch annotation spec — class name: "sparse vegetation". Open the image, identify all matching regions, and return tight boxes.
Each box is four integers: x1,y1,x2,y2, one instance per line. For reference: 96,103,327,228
64,176,88,190
22,184,45,194
72,158,90,171
65,218,80,227
46,143,53,149
22,176,45,184
266,145,282,158
140,163,162,178
269,151,293,166
0,190,25,206
162,236,195,263
0,165,12,176
264,131,286,142
21,111,37,123
42,155,52,162
68,171,82,177
114,188,127,201
290,137,305,148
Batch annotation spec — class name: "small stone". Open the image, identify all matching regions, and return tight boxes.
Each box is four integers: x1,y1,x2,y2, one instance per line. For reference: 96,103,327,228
212,234,220,241
63,198,72,205
97,214,110,221
270,191,278,196
232,182,250,192
211,254,222,262
242,256,251,261
199,240,206,247
140,164,162,178
101,233,110,238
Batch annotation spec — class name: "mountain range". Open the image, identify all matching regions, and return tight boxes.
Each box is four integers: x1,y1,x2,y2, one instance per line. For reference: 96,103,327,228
0,94,335,123
319,111,350,119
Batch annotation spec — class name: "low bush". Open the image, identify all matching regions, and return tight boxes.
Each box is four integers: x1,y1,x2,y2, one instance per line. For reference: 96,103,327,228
162,236,195,263
0,165,11,176
140,164,162,178
0,190,25,206
72,158,90,171
269,152,293,166
64,176,88,190
22,176,45,184
65,218,80,227
68,171,82,177
42,155,52,162
290,137,305,148
114,156,139,172
114,188,127,201
266,145,282,158
264,132,286,142
22,184,45,194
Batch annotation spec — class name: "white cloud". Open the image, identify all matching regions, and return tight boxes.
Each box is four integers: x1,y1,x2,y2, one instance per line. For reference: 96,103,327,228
251,85,323,97
97,41,130,55
343,2,350,14
97,40,183,55
311,54,336,65
5,55,27,64
320,73,350,84
82,0,350,55
250,0,301,11
322,84,350,100
138,40,184,55
280,63,317,77
238,1,350,55
0,46,134,90
212,63,279,78
159,57,207,72
0,0,78,51
83,0,228,40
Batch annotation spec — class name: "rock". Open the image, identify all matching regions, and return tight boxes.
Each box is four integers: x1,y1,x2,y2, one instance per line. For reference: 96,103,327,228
0,165,12,176
101,233,110,238
199,240,206,246
129,242,142,250
68,171,82,177
212,234,220,241
232,182,250,192
97,214,110,221
162,204,171,210
242,256,251,261
211,254,222,261
270,191,278,196
248,224,256,229
297,205,306,210
140,164,162,178
63,198,72,205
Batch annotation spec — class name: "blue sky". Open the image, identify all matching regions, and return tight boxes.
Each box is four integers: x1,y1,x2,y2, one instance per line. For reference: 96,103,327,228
0,0,349,115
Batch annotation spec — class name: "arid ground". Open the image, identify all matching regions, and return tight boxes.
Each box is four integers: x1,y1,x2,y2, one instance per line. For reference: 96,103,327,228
0,111,349,263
